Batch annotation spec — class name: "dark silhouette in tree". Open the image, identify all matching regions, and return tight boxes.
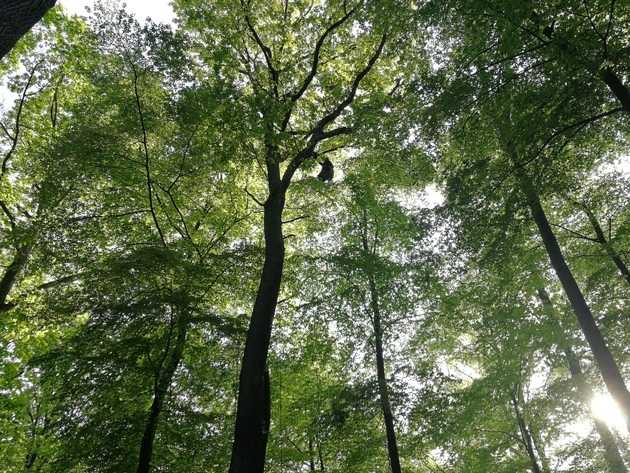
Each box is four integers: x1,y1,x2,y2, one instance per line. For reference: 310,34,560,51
0,0,57,59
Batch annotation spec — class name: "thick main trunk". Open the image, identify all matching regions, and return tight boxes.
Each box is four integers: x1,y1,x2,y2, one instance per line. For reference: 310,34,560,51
600,68,630,113
516,170,630,430
537,288,627,473
0,243,31,312
511,390,543,473
362,229,402,473
581,206,630,287
229,191,285,473
137,317,188,473
0,0,57,59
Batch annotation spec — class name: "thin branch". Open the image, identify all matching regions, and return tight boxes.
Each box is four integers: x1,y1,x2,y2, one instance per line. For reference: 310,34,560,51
549,222,599,242
282,215,309,225
1,62,40,180
245,187,265,207
132,63,167,247
243,10,279,97
281,6,356,129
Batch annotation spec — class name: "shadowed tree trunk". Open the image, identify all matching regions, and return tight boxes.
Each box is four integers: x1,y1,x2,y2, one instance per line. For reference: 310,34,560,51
361,211,402,473
229,181,284,473
0,243,31,312
513,164,630,430
600,68,630,113
137,314,188,473
537,287,628,473
0,0,56,59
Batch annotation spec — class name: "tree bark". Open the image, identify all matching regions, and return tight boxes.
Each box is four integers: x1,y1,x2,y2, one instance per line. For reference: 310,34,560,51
510,388,543,473
0,243,31,312
600,68,630,113
578,204,630,287
137,315,188,473
0,0,57,59
229,188,285,473
517,170,630,430
537,288,628,473
361,219,402,473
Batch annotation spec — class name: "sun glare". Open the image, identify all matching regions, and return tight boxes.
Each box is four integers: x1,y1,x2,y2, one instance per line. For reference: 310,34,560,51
590,392,627,432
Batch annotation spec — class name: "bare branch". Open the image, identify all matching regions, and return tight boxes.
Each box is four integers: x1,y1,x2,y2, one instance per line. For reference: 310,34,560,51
285,6,355,105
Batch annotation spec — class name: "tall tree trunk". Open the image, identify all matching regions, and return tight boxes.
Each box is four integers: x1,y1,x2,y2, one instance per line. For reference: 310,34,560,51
537,288,628,473
361,221,402,473
0,0,57,59
600,68,630,113
578,204,630,286
510,388,543,473
0,243,31,312
308,436,316,472
317,440,325,472
229,189,285,473
529,427,551,473
137,316,188,473
515,168,630,430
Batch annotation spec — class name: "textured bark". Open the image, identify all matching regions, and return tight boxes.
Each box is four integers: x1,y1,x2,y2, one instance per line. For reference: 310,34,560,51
580,205,630,287
600,68,630,113
0,0,56,59
229,188,285,473
137,316,188,473
511,388,543,473
361,216,402,473
537,288,628,473
515,167,630,430
0,243,31,312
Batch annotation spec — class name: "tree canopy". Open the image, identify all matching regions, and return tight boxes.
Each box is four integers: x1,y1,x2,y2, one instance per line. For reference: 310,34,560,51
1,1,630,472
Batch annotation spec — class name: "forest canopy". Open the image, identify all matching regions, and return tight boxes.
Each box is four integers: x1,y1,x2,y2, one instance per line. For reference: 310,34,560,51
1,1,630,472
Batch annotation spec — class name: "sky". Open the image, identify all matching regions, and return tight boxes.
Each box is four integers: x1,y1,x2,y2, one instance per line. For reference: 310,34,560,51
58,0,175,24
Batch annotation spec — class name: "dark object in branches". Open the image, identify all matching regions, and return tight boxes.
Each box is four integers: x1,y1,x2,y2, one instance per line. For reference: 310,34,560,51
0,0,57,59
543,21,555,39
317,158,334,182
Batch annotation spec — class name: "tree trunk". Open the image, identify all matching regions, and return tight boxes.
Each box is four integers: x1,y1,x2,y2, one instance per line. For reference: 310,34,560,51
0,243,31,312
308,436,316,472
317,440,325,472
0,0,57,59
510,388,543,473
600,68,630,113
579,205,630,286
537,288,628,473
137,316,188,473
361,223,402,473
229,189,285,473
516,169,630,431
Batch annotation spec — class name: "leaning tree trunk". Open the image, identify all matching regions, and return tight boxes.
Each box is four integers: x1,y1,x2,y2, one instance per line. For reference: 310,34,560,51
0,243,31,312
537,288,628,473
137,315,188,473
579,205,630,287
229,187,285,473
510,388,543,473
361,222,402,473
515,168,630,430
0,0,57,59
